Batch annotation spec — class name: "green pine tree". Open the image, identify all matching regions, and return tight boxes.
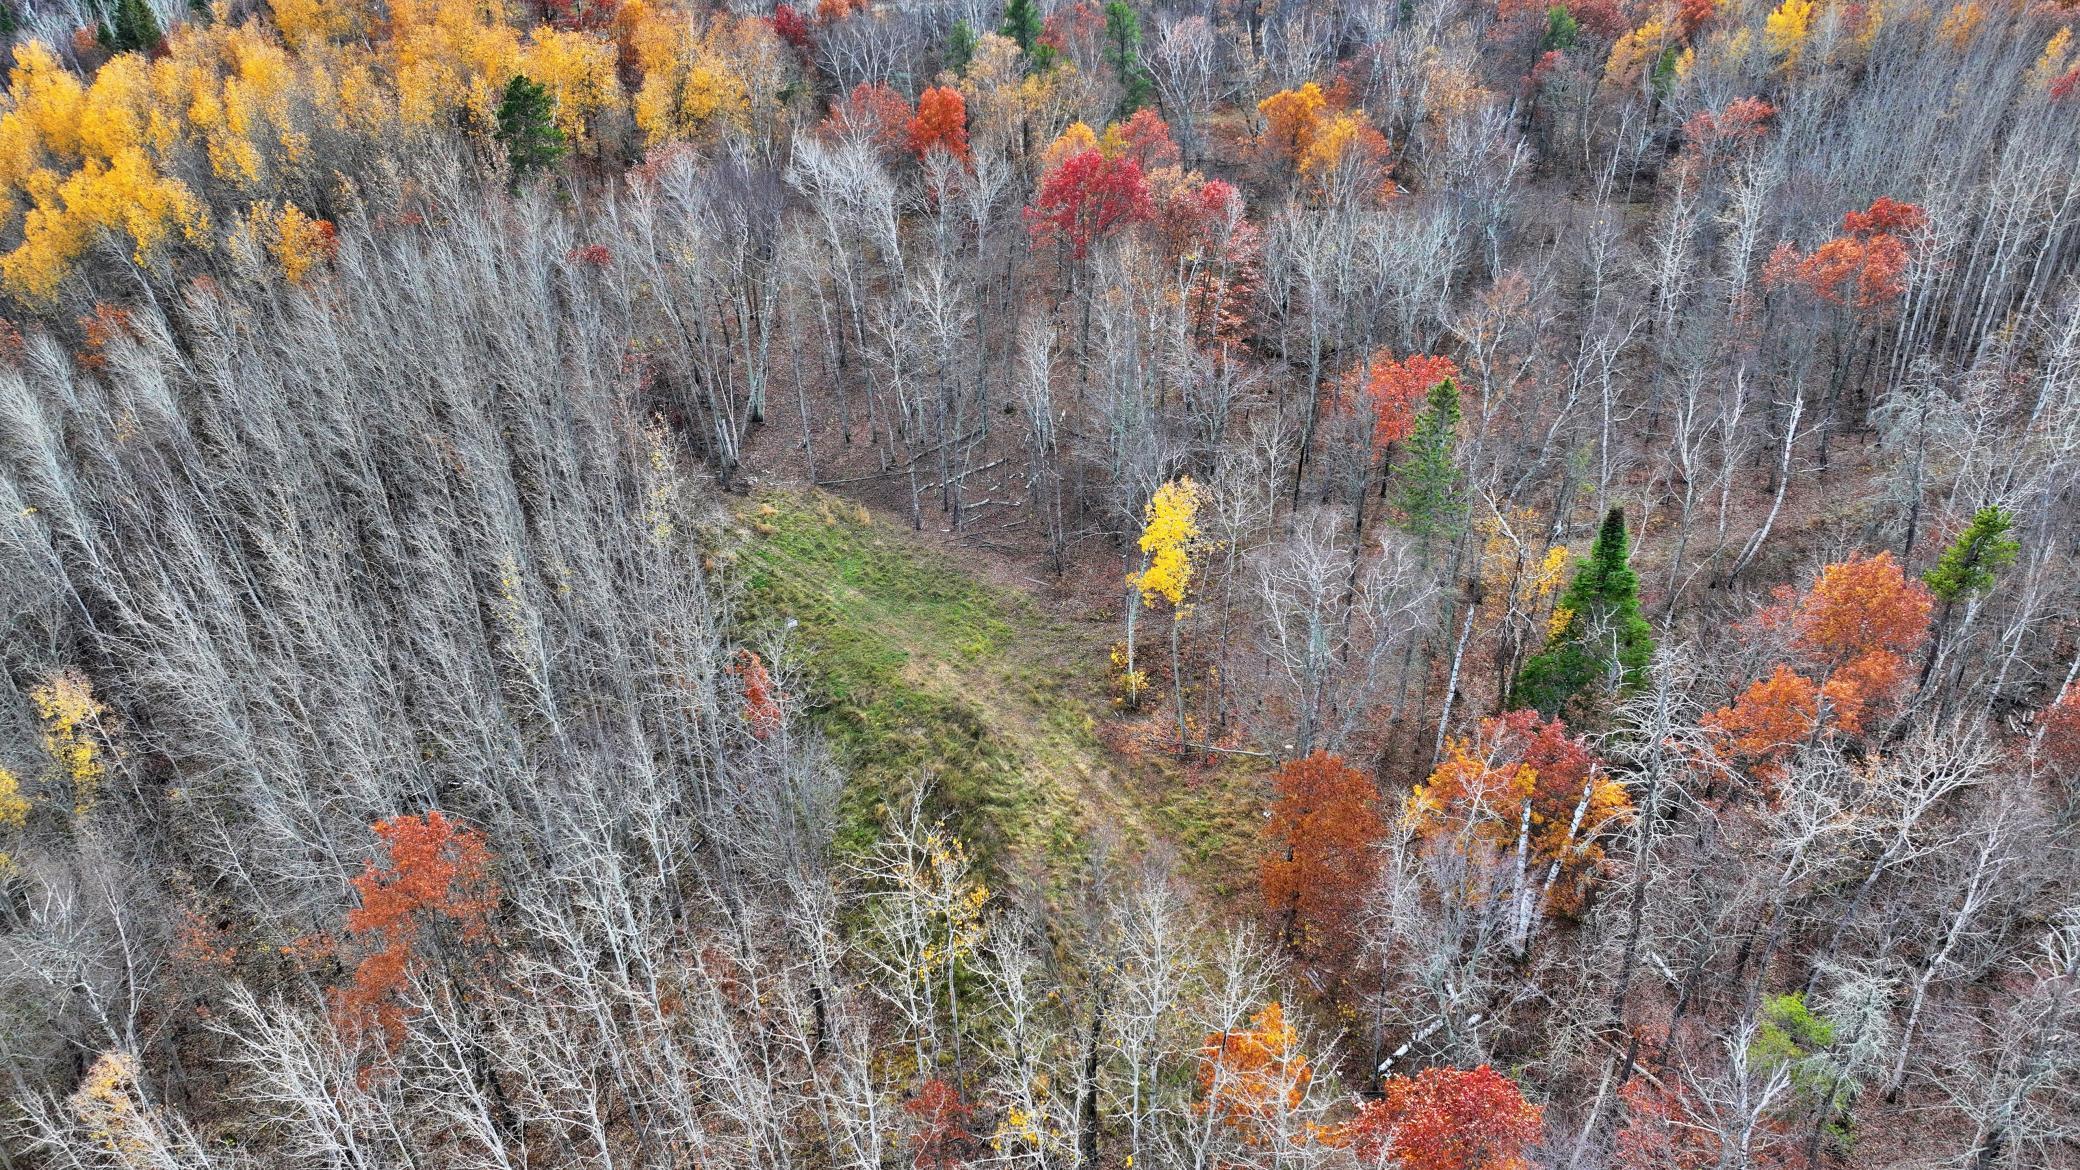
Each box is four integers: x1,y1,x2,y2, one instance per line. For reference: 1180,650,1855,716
1000,0,1055,69
99,0,164,54
1922,505,2018,605
1104,1,1152,112
946,19,978,73
1512,507,1655,716
1542,4,1577,50
495,75,567,188
1393,376,1466,545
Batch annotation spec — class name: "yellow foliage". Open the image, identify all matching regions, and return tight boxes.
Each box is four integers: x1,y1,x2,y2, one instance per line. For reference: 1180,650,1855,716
2031,27,2073,88
1763,0,1815,63
68,1052,146,1157
1042,120,1099,170
31,668,109,816
1937,1,1982,49
523,27,622,141
1533,546,1569,599
268,202,335,283
3,149,208,302
1256,81,1326,160
634,40,750,145
1135,476,1202,609
270,0,367,48
1605,18,1672,87
0,768,26,833
1296,110,1377,179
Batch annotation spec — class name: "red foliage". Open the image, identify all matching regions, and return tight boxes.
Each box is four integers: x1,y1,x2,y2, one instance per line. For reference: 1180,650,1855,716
565,243,613,267
1153,176,1260,350
825,82,914,156
2053,65,2080,101
1788,198,1928,310
1261,751,1385,967
1348,352,1462,450
729,648,784,739
1674,0,1716,33
1025,148,1154,260
770,3,812,52
1344,1064,1545,1170
333,812,498,1055
1678,97,1773,178
1041,0,1106,65
905,1079,974,1170
909,86,970,164
77,303,134,370
1110,108,1181,172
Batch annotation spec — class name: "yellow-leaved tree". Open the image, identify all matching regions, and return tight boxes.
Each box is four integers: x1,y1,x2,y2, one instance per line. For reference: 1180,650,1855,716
1763,0,1815,65
1131,476,1201,739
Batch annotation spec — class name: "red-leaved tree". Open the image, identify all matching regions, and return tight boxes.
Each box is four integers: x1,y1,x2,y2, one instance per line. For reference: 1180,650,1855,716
1344,1064,1545,1170
1025,148,1153,260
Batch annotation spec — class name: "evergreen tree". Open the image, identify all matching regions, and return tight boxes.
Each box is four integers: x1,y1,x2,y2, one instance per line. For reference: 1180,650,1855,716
1542,3,1577,50
1105,1,1152,112
1917,504,2019,686
1000,0,1054,69
99,0,163,54
1923,505,2018,604
946,19,978,73
1393,376,1465,545
1513,507,1655,716
496,75,567,188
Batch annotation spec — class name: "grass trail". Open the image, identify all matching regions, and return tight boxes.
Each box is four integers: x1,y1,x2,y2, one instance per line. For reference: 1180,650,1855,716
732,491,1264,900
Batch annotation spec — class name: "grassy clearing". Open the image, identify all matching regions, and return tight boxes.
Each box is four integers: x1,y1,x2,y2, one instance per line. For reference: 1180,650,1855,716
730,490,1267,901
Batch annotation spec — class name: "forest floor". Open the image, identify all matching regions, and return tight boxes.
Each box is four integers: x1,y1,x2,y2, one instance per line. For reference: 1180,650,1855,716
728,489,1270,906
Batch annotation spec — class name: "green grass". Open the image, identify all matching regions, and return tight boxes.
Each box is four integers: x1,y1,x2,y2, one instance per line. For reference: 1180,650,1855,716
731,489,1268,901
734,492,1086,875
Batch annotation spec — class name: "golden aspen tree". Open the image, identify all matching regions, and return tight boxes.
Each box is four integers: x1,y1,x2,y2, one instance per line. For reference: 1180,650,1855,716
30,668,110,816
1131,476,1202,740
522,27,622,142
1763,0,1815,63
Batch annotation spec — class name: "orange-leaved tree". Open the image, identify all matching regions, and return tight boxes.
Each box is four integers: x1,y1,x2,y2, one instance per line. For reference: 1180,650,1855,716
1262,751,1384,966
910,86,970,164
729,648,783,739
1343,1064,1545,1170
1707,551,1932,783
1408,711,1630,915
1198,1002,1314,1144
1347,352,1462,452
333,811,498,1054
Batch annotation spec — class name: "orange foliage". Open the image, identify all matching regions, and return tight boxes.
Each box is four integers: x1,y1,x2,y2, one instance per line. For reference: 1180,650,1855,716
1198,1002,1313,1142
1782,198,1928,311
729,648,783,739
1408,712,1630,910
1792,550,1932,665
1344,1064,1545,1170
1345,352,1461,450
332,811,498,1055
1261,752,1384,965
1704,664,1819,783
909,86,970,164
